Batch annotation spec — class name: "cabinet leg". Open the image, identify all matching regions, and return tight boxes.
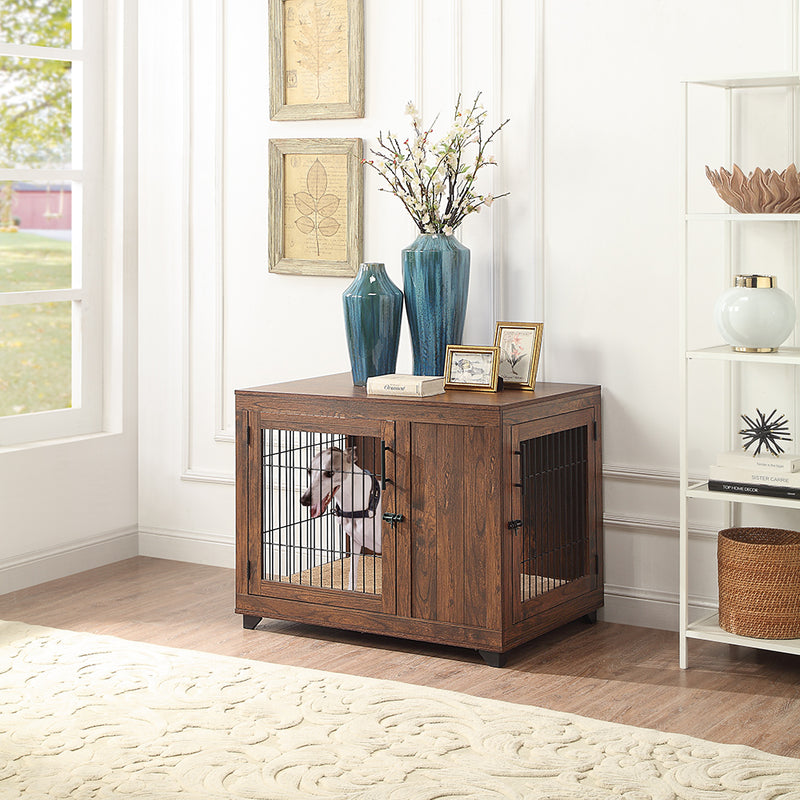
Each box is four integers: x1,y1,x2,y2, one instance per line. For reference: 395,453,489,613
478,650,507,668
242,614,262,630
581,611,598,625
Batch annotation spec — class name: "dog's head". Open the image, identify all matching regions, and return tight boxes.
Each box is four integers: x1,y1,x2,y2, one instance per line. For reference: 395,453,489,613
299,446,355,518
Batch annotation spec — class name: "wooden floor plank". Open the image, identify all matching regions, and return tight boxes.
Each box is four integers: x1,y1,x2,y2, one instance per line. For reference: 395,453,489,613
1,556,799,758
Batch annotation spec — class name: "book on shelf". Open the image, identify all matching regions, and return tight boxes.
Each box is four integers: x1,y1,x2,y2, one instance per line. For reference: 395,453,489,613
366,374,445,397
709,464,800,489
715,450,800,473
708,479,800,500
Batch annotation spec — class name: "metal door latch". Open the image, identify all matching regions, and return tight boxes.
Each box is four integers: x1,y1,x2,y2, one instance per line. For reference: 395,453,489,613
382,512,404,529
508,519,523,531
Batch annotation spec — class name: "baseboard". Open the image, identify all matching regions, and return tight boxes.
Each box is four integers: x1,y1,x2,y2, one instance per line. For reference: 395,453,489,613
0,526,139,595
138,526,235,569
2,525,712,634
602,583,716,632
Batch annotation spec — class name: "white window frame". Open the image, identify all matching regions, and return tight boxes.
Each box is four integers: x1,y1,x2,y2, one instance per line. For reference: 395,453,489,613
0,0,105,446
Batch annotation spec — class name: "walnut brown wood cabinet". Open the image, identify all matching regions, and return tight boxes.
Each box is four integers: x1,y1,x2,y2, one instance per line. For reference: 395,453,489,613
235,373,603,666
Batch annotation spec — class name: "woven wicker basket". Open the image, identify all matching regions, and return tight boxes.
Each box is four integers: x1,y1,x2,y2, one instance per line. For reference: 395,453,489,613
717,527,800,639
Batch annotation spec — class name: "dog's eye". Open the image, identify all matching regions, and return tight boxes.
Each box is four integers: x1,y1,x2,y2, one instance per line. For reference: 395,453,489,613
323,470,334,478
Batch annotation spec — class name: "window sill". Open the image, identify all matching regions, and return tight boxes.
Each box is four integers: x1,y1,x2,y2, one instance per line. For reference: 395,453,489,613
0,428,124,455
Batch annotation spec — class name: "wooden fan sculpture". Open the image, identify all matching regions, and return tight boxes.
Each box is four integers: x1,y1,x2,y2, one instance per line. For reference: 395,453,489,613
706,164,800,213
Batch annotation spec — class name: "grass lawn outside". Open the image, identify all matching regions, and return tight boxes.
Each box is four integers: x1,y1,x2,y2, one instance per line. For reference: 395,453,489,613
0,232,73,417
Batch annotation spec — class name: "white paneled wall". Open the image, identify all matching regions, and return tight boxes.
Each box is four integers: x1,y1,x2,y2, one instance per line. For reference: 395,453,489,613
137,0,798,630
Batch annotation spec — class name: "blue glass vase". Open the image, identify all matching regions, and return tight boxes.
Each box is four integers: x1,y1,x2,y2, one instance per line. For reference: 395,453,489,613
402,233,470,376
342,262,403,386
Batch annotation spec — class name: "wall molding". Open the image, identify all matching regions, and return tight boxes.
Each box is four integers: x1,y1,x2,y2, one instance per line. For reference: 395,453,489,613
414,0,423,110
491,0,503,326
602,582,715,632
604,512,716,539
1,523,716,632
180,0,232,487
214,0,228,441
180,467,234,485
0,526,139,594
604,463,678,484
180,0,195,481
138,525,234,568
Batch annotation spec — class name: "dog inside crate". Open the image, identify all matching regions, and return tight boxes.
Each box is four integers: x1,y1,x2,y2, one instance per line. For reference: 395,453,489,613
262,429,382,594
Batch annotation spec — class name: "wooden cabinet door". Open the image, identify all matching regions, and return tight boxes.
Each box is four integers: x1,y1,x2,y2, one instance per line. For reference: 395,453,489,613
393,420,502,633
509,408,601,624
244,411,397,615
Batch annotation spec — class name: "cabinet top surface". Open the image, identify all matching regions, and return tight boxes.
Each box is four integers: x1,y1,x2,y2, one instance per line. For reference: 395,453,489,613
236,372,600,409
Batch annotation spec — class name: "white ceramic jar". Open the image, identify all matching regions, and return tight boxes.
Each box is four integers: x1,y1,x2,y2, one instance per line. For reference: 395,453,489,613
714,274,796,352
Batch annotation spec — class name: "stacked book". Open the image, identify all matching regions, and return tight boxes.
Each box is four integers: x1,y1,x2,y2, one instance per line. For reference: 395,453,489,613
365,374,445,397
708,451,800,499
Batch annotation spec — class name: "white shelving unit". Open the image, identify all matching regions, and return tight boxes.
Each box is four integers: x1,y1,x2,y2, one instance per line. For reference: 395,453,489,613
679,73,800,669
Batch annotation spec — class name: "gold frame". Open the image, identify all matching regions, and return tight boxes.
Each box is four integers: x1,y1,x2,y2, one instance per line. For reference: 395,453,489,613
493,321,544,391
268,138,363,277
269,0,364,120
443,345,501,392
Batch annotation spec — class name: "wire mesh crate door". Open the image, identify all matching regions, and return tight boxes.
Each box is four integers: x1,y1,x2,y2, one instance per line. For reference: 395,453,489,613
261,428,383,594
519,424,589,603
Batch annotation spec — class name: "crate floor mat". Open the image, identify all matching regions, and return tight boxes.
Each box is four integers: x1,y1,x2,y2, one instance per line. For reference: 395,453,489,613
1,619,799,799
277,556,565,601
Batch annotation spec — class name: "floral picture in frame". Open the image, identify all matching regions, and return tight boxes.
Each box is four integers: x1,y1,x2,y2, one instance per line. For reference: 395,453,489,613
493,322,544,391
443,345,500,392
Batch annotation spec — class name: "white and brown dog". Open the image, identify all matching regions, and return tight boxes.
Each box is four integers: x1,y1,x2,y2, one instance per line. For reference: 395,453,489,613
299,446,382,591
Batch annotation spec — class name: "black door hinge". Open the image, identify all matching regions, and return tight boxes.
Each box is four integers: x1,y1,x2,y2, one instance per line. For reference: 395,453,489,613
508,519,523,531
382,512,404,529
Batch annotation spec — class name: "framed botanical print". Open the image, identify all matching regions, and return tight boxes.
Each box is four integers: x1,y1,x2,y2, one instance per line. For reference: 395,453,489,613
493,321,544,391
268,138,363,277
443,345,500,392
269,0,364,120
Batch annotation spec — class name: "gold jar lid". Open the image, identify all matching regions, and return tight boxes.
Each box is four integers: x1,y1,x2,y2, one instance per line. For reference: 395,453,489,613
733,274,777,288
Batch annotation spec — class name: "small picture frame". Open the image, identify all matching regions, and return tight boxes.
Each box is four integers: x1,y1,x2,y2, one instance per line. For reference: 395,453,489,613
444,345,500,392
493,321,544,391
268,137,363,277
269,0,364,120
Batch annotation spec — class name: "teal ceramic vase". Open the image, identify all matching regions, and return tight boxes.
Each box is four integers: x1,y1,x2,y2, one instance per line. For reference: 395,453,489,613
342,262,403,386
402,233,470,376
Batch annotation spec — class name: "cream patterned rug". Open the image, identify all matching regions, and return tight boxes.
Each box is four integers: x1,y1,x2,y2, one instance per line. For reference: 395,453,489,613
1,620,799,799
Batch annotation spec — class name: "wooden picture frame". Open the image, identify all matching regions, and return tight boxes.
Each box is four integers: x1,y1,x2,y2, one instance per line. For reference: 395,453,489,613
493,321,544,391
269,138,363,277
443,345,500,392
269,0,364,120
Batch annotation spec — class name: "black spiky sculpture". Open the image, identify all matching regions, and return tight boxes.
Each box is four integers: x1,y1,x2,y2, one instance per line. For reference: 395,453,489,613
739,409,792,456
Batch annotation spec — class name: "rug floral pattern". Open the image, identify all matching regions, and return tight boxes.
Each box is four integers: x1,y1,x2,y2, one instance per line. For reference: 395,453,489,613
1,620,798,799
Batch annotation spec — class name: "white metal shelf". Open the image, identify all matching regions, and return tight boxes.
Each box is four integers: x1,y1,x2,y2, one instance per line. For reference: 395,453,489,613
686,345,800,365
685,74,800,89
687,613,800,657
679,70,800,670
686,213,800,222
686,482,800,509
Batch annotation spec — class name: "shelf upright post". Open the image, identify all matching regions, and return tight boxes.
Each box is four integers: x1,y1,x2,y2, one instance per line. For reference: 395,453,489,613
723,85,738,532
679,79,690,669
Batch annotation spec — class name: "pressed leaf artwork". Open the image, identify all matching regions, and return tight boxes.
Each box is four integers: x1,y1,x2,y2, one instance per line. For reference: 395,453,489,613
283,0,348,105
284,153,347,262
294,159,341,254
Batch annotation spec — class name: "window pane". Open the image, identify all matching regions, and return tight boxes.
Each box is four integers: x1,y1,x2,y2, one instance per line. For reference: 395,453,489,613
0,0,72,49
0,301,72,416
0,56,72,169
0,186,72,290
